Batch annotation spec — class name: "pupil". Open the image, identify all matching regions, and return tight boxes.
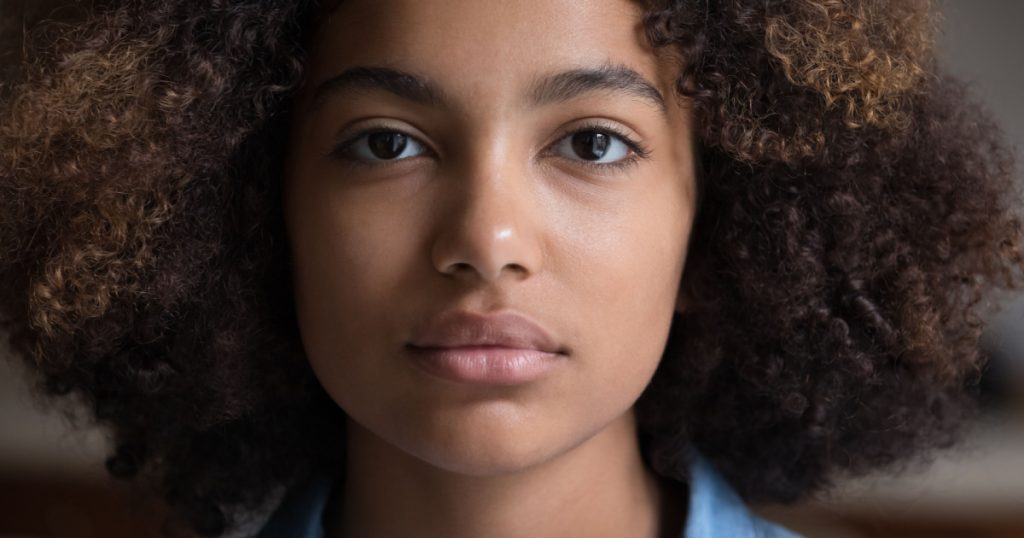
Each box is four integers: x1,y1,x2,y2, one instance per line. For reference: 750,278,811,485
571,132,609,160
368,132,408,159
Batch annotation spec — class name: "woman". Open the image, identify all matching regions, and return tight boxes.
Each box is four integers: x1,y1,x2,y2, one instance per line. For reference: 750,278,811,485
1,0,1019,537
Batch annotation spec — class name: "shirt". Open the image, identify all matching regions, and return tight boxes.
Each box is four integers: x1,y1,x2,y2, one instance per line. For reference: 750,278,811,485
255,454,801,538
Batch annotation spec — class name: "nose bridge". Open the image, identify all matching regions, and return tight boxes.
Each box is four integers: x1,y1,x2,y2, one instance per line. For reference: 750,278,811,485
430,142,543,283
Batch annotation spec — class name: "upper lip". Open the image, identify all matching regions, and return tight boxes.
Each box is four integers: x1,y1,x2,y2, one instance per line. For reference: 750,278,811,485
408,310,565,354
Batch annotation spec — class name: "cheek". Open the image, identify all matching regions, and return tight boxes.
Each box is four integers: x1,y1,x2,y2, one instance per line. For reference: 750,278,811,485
572,188,690,339
556,184,692,415
285,185,417,384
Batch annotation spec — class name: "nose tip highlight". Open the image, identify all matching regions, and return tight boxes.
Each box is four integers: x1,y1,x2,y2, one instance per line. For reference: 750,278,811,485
429,192,543,284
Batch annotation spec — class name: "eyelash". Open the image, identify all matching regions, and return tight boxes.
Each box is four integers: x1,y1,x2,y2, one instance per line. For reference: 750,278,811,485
563,122,652,172
328,122,652,172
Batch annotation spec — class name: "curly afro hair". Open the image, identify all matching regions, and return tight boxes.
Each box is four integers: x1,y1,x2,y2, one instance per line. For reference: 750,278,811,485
1,0,1021,535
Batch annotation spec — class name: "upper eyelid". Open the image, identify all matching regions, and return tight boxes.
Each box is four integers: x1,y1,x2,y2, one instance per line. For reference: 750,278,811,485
547,119,647,150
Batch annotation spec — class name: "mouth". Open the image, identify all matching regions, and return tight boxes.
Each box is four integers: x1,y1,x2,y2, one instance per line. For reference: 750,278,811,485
406,310,568,385
405,344,565,385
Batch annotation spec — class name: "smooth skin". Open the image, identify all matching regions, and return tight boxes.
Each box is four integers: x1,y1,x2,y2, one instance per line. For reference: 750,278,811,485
283,0,697,537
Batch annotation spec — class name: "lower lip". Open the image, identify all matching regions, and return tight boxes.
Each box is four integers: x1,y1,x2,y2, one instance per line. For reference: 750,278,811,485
407,346,564,385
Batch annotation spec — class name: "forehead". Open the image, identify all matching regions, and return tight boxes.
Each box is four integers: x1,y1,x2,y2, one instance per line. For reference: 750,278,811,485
305,0,678,102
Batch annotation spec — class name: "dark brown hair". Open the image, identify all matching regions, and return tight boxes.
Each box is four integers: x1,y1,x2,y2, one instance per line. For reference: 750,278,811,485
1,0,1020,535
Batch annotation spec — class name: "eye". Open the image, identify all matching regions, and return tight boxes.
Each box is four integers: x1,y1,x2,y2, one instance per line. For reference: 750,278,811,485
553,129,634,164
336,129,430,162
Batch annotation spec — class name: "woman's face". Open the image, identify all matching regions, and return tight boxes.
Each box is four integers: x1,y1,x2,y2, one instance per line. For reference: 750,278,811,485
284,0,696,475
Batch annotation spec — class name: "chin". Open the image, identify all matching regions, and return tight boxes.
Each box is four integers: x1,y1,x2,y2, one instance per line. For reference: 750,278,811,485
392,415,576,477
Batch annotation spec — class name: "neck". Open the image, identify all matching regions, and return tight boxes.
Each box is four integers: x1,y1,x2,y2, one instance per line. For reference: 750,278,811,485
325,410,687,538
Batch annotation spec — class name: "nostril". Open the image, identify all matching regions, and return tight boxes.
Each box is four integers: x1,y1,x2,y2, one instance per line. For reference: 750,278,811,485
446,261,475,274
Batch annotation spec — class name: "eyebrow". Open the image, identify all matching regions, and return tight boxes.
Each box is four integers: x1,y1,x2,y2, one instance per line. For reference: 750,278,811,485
529,64,667,114
307,63,668,115
309,66,444,111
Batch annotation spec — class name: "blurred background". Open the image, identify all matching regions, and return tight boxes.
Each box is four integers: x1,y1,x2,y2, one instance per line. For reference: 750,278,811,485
1,1,1023,537
764,2,1024,536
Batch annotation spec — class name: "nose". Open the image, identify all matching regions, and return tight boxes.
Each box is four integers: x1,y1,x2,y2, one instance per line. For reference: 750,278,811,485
430,161,544,284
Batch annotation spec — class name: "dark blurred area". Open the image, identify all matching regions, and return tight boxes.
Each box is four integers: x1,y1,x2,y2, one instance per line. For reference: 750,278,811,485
1,1,1023,537
980,302,1024,411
